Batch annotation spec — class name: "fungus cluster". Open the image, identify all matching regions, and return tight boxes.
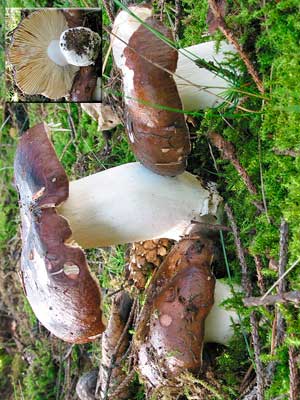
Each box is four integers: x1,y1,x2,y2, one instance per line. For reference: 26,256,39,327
14,4,240,391
14,124,105,343
14,123,223,342
9,9,101,100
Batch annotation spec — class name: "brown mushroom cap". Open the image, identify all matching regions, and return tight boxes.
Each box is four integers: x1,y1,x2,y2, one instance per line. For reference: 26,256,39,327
138,236,215,386
117,9,191,176
14,123,105,343
9,9,78,99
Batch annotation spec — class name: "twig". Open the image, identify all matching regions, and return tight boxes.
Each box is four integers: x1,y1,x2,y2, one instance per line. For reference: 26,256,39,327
273,148,300,158
159,0,166,21
225,204,252,296
253,255,266,295
289,347,300,400
241,385,258,400
102,0,115,23
190,220,232,232
107,283,130,298
274,219,289,348
239,364,254,395
258,136,270,223
102,298,137,400
225,204,264,399
261,258,300,301
209,132,258,197
244,290,300,307
250,312,265,400
62,344,74,362
207,0,264,94
278,219,289,294
109,369,136,400
174,0,182,39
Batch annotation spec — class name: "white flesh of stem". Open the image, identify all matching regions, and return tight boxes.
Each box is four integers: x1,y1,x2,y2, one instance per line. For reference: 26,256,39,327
57,162,221,248
47,39,69,66
205,280,240,345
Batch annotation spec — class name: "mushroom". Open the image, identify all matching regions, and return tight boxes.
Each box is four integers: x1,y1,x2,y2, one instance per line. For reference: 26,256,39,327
176,41,236,110
111,4,191,176
14,123,221,341
110,5,236,175
112,5,235,111
18,122,220,249
95,40,234,130
70,68,98,102
137,236,239,388
8,9,101,99
205,280,240,345
58,163,221,248
14,123,105,343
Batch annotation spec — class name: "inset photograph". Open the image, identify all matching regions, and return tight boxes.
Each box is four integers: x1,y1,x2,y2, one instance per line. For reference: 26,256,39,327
5,8,102,102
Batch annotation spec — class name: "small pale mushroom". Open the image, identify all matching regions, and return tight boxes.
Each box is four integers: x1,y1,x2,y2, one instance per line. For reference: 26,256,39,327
9,9,101,99
137,236,239,388
14,123,105,343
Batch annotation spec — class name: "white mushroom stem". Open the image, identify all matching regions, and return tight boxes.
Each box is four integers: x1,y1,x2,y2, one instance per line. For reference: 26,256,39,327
58,162,221,249
47,27,100,67
176,41,236,109
205,280,240,345
111,5,236,111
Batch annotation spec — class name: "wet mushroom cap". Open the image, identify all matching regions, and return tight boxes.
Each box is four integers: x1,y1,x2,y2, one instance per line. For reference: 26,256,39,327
9,9,78,99
14,123,105,343
112,5,191,176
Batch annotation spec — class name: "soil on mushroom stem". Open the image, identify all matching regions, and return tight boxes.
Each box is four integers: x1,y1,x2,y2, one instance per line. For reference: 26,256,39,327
61,29,98,57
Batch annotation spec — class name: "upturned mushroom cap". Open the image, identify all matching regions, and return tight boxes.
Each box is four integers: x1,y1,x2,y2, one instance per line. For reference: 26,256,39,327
112,5,191,176
60,27,101,66
14,123,105,343
9,9,78,99
138,236,215,386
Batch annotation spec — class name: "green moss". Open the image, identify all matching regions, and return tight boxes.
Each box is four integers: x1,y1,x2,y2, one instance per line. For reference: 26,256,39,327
19,340,62,400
